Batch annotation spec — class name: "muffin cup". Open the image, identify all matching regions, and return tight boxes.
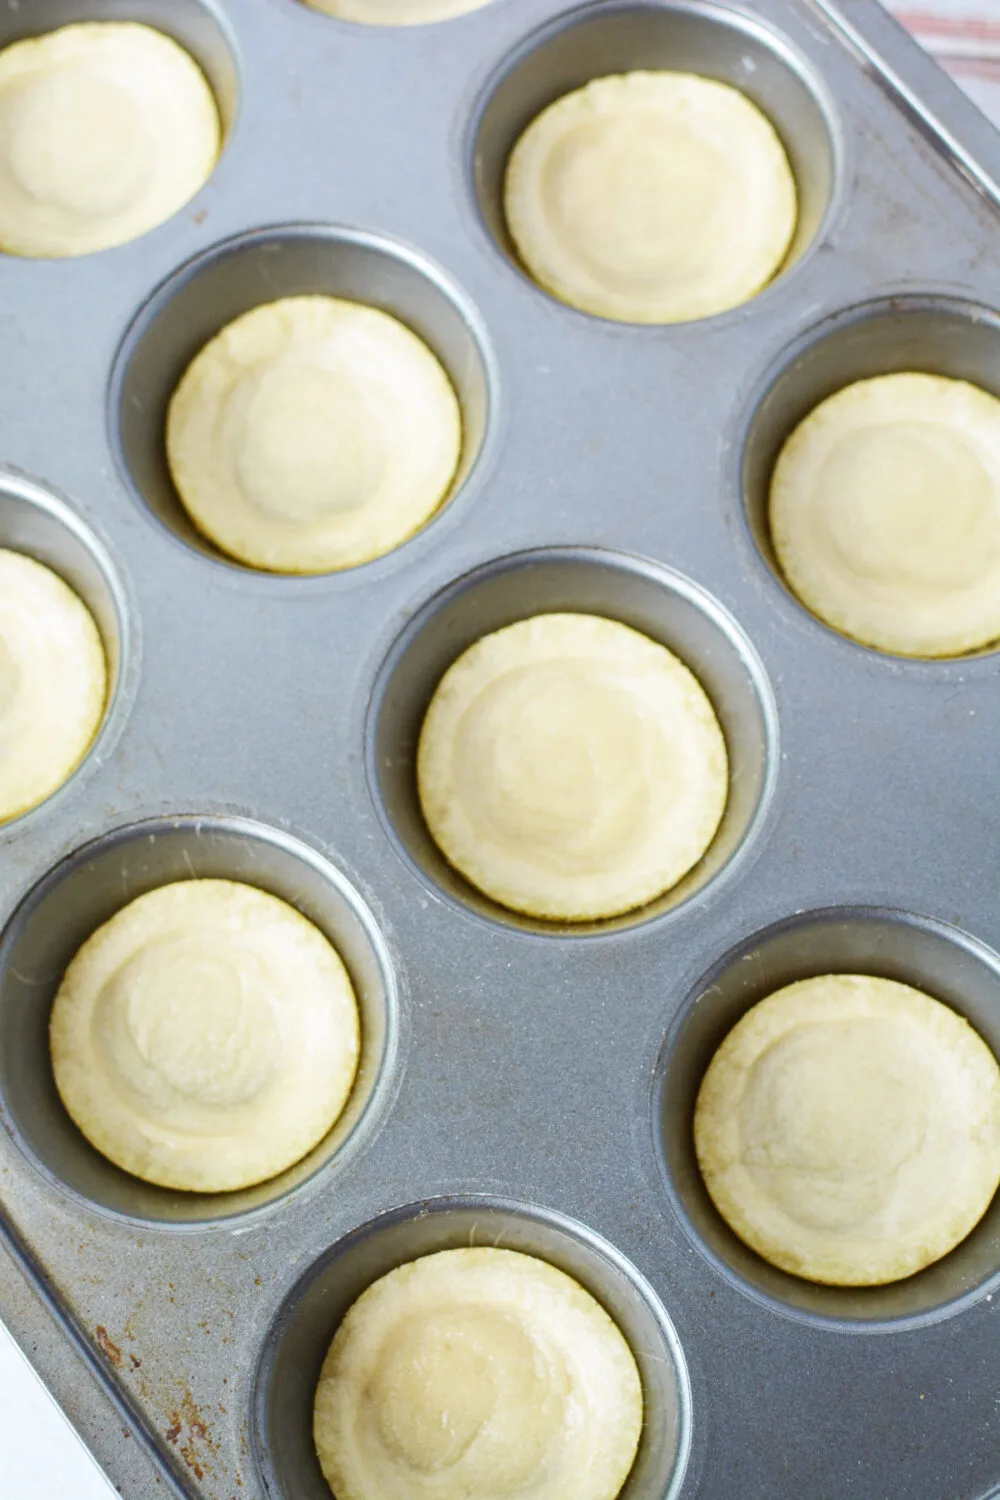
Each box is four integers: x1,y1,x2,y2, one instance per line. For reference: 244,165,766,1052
654,906,1000,1329
0,815,400,1227
252,1195,692,1500
367,545,778,935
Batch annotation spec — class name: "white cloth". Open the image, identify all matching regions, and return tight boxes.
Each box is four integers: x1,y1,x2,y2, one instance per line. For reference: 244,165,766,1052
0,1322,118,1498
888,0,1000,125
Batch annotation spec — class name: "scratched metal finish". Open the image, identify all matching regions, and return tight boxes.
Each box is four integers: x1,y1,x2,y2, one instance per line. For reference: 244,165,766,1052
2,0,1000,1497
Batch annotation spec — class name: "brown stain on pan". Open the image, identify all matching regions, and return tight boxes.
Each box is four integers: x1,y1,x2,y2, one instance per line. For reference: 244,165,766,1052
162,1385,219,1482
93,1325,122,1366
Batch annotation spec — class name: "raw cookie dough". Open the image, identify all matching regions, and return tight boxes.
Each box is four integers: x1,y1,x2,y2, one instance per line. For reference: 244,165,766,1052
504,71,797,323
0,549,106,824
769,372,1000,656
166,295,462,573
694,974,1000,1286
313,1247,643,1500
50,879,360,1192
417,613,728,921
303,0,491,22
0,22,220,258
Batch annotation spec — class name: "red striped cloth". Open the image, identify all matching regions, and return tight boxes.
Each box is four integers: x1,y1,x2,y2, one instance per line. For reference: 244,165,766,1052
887,2,1000,124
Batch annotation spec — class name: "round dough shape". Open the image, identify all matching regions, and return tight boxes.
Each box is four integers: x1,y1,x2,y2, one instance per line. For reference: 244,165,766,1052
416,613,728,922
313,1247,643,1500
303,0,491,23
694,974,1000,1286
0,549,107,824
0,22,220,259
50,879,361,1193
504,71,797,324
166,296,463,573
770,372,1000,656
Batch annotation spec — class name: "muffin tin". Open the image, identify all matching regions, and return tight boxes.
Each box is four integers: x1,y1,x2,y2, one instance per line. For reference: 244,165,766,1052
2,0,1000,1496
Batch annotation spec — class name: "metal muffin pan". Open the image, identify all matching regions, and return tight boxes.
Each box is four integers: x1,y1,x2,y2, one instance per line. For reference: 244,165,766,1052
2,0,1000,1496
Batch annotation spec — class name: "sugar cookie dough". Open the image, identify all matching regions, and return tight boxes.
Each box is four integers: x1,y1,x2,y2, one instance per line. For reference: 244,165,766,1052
313,1247,643,1500
694,974,1000,1286
0,22,220,259
417,613,728,921
50,879,360,1192
505,71,797,323
0,549,106,824
770,373,1000,656
304,0,491,22
167,296,462,573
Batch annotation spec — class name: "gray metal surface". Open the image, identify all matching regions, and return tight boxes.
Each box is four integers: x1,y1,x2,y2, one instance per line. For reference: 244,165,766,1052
2,0,1000,1495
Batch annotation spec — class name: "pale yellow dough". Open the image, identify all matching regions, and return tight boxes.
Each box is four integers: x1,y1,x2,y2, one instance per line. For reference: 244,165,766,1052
50,880,360,1193
0,549,106,824
770,372,1000,656
303,0,491,22
313,1247,643,1500
167,296,462,573
417,613,728,921
0,22,220,259
694,975,1000,1286
505,71,797,324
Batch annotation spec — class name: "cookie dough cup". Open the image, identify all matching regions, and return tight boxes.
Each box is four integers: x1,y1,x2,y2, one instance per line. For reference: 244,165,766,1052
166,295,462,573
0,549,106,823
304,0,491,22
695,974,1000,1286
50,879,360,1192
505,71,797,324
313,1247,643,1500
417,613,728,921
770,372,1000,656
0,22,220,259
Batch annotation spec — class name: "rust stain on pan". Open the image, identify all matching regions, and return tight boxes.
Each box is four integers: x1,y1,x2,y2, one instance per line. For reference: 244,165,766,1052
93,1325,122,1367
161,1385,219,1481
